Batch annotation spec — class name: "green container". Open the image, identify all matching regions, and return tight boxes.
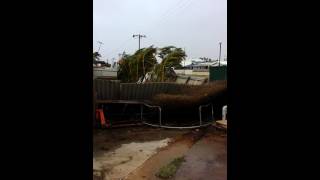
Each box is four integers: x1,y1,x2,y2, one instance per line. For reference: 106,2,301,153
209,66,227,81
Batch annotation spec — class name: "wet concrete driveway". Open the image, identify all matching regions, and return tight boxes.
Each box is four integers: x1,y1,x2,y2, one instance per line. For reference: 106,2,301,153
174,128,227,180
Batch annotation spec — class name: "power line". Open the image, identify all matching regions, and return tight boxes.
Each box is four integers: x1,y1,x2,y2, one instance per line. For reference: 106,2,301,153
140,0,195,48
161,0,194,22
145,36,162,47
102,0,198,58
104,38,133,57
159,0,195,27
219,42,222,66
155,0,188,24
142,1,183,35
145,0,195,34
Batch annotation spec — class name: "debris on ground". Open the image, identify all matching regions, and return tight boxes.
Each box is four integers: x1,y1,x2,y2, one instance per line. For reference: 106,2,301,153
151,80,227,107
155,156,186,179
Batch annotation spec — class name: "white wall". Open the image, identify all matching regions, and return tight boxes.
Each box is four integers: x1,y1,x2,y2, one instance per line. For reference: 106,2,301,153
93,68,117,79
174,70,209,76
174,70,193,75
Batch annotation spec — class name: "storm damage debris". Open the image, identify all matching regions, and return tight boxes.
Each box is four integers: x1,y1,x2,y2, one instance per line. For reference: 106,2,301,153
151,80,227,107
156,156,186,179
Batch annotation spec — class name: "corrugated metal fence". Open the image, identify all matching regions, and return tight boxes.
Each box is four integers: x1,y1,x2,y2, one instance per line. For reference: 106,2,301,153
94,79,120,100
94,79,185,101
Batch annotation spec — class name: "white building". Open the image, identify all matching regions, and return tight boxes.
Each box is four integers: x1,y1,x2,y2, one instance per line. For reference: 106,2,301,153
93,64,118,80
175,58,227,76
182,58,227,70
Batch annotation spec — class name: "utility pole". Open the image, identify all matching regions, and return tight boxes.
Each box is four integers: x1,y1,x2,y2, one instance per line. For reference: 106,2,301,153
218,42,222,67
184,47,186,75
133,34,146,50
111,58,115,66
97,41,103,52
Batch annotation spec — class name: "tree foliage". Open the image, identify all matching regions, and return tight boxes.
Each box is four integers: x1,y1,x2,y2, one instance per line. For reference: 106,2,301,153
93,52,101,62
118,46,157,82
117,46,186,83
154,46,186,81
93,52,112,67
199,57,212,62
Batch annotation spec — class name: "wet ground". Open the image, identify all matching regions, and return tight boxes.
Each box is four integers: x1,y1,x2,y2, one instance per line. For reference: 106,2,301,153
126,129,206,180
93,126,189,156
93,126,189,180
174,128,227,180
93,126,226,180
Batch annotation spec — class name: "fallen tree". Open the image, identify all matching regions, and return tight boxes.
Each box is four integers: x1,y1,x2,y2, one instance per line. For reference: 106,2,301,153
151,80,227,108
149,80,227,121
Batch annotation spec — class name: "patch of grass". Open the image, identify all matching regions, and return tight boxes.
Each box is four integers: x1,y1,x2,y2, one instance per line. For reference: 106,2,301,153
155,157,186,179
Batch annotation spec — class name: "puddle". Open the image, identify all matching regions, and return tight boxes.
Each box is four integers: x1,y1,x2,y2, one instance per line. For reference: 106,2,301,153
93,138,171,180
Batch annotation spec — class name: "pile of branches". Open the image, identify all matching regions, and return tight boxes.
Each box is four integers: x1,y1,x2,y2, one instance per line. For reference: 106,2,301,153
151,80,227,108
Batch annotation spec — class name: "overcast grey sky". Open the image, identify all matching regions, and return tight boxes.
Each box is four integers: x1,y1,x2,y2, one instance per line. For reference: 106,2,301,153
93,0,227,62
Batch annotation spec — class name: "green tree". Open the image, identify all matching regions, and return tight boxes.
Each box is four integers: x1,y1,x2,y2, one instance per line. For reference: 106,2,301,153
117,46,157,82
93,52,101,62
117,46,186,82
155,46,186,81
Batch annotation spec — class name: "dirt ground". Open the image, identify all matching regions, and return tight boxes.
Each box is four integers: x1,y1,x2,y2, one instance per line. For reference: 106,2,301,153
93,126,190,180
93,126,226,180
93,126,189,156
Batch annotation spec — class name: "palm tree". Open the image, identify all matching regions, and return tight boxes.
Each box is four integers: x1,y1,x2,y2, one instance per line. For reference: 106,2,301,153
117,46,157,82
141,46,157,75
117,46,185,82
155,46,186,81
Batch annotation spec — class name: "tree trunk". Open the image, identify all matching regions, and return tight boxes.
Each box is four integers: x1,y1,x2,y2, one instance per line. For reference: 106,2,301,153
142,55,145,75
137,61,139,81
162,64,165,81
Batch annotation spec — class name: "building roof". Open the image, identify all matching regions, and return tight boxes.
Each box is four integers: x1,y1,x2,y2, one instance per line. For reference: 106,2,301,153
183,59,227,67
181,58,204,66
